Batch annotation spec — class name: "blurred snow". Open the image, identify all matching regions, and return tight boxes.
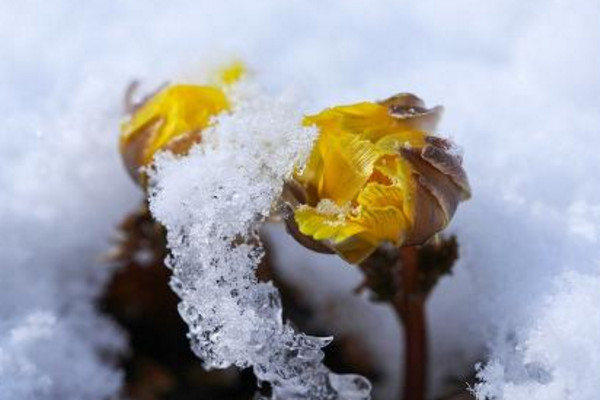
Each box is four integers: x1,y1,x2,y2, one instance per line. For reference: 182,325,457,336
1,0,599,399
0,60,138,397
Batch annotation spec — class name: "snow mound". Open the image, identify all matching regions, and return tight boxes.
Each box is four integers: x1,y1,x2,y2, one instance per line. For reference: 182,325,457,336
0,81,137,399
475,271,600,400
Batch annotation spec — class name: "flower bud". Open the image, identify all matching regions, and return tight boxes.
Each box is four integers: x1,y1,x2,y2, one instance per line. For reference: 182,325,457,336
285,94,470,264
119,63,244,185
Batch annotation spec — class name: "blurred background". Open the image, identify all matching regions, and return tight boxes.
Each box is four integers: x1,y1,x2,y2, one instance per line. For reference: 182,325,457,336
1,1,599,399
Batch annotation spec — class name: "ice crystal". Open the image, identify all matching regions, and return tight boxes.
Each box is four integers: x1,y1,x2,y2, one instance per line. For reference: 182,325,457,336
148,82,371,399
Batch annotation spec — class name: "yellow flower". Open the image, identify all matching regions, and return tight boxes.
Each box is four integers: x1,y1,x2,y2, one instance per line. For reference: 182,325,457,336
288,94,470,264
120,62,245,184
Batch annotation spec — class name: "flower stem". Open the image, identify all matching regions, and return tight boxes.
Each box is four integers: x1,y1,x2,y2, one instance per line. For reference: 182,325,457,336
395,246,427,400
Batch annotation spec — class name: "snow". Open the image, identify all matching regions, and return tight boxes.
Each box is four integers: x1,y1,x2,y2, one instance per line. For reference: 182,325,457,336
148,83,370,398
0,69,138,398
475,271,600,400
1,0,599,399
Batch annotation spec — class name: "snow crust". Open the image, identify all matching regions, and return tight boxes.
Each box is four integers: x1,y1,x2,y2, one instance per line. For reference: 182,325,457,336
148,83,371,399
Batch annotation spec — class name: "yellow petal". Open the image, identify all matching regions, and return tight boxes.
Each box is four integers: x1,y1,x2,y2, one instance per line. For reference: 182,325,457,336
376,158,418,227
350,205,408,245
376,130,427,153
294,201,364,243
216,61,246,85
121,85,230,166
318,130,381,203
331,102,388,131
305,102,395,142
363,161,417,238
335,103,399,142
373,155,413,188
357,182,404,209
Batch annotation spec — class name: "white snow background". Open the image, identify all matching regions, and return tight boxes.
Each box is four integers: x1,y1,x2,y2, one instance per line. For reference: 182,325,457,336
1,0,599,399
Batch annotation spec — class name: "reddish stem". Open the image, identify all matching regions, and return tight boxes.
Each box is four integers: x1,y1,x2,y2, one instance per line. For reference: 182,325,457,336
395,246,427,400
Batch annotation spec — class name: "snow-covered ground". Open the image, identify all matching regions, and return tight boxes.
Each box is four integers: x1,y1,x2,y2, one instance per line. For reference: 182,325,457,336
1,0,599,399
